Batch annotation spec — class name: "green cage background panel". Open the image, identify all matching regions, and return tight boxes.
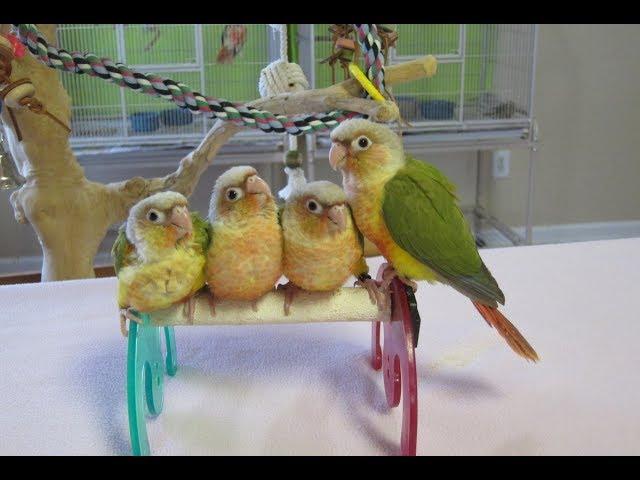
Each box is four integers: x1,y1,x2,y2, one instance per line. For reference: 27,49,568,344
56,24,536,148
57,24,272,145
313,24,535,124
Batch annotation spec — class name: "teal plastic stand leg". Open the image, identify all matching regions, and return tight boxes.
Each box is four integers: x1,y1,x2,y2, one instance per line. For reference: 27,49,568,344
127,312,178,456
164,326,178,377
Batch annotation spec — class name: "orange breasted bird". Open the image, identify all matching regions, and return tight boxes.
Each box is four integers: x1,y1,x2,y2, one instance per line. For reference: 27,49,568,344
279,180,375,315
206,166,283,312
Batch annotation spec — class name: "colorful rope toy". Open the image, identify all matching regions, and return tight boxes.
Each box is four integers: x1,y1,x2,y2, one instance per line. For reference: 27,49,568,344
11,24,360,136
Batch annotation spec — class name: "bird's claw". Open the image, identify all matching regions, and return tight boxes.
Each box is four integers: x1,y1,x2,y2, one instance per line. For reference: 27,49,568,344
182,296,196,324
368,263,419,316
354,277,387,311
119,308,142,337
379,263,418,292
207,293,217,317
277,282,300,316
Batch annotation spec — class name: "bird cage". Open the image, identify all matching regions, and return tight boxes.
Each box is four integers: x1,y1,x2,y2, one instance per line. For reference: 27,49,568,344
57,24,538,153
313,24,538,131
310,24,539,246
56,24,277,149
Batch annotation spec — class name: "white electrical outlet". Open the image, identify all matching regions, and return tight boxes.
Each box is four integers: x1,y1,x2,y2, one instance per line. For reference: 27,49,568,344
492,150,511,178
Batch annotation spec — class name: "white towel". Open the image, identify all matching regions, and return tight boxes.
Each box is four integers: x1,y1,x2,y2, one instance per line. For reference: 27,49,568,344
1,239,639,455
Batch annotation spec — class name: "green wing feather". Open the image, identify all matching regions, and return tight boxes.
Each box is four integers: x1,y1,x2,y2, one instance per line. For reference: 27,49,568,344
382,155,504,306
190,211,212,254
111,224,137,275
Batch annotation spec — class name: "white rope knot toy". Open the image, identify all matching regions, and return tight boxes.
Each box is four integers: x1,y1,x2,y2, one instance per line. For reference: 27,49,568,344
258,24,311,201
258,59,309,98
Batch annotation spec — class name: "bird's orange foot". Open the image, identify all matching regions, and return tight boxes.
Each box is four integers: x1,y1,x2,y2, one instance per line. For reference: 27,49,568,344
372,263,419,314
182,296,196,324
277,282,301,316
207,293,217,317
379,263,418,292
354,274,386,311
119,308,142,337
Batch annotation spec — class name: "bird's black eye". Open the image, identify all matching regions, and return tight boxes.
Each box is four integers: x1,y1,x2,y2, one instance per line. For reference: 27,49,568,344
306,199,323,214
146,209,162,223
226,187,243,202
354,135,371,151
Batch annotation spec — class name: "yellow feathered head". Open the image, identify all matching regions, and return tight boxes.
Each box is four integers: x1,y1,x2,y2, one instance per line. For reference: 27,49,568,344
329,119,405,182
208,166,275,224
126,191,193,256
283,180,352,238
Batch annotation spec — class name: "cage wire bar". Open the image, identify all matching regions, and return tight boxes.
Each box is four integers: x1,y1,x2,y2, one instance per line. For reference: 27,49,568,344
57,24,538,245
57,24,279,148
310,24,539,245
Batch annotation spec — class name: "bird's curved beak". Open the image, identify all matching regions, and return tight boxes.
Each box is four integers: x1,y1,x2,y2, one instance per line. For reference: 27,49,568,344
169,205,192,239
327,204,347,233
329,143,348,171
245,174,272,197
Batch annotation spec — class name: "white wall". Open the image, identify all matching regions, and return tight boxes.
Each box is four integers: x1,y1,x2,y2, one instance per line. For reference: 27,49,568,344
487,24,640,227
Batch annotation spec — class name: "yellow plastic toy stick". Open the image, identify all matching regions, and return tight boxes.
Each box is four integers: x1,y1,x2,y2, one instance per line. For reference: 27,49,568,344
348,63,385,103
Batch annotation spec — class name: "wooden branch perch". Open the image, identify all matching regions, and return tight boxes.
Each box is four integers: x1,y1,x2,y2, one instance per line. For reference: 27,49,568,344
106,120,242,220
107,54,439,217
251,55,438,122
149,287,384,327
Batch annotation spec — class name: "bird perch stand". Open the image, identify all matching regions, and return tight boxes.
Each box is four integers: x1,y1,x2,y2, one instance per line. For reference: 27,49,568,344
127,277,421,456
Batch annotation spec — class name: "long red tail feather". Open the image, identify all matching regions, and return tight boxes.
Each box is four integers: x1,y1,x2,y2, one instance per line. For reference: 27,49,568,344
472,301,539,362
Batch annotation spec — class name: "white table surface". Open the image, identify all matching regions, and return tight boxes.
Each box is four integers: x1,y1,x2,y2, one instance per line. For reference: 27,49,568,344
1,238,639,456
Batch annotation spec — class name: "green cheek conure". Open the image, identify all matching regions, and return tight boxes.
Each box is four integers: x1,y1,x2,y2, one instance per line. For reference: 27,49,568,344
279,180,372,315
112,191,210,334
329,119,538,362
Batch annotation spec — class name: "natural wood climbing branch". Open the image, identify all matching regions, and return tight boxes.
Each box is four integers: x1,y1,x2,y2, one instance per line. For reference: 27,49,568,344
251,55,437,123
106,120,242,221
1,23,437,281
106,54,439,218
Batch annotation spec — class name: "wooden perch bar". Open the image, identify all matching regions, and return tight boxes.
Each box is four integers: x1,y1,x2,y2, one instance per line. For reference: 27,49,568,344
149,287,384,327
386,55,438,85
340,55,438,95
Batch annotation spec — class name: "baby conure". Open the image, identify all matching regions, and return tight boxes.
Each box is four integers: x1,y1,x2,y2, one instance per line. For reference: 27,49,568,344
279,180,375,315
206,166,283,312
112,191,210,335
329,119,538,362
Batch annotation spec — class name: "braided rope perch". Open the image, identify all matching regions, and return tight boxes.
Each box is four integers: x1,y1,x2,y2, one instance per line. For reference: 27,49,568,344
12,24,366,136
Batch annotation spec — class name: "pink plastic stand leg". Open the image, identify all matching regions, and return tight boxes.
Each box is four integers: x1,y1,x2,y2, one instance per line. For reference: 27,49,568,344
371,321,382,370
371,276,419,456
